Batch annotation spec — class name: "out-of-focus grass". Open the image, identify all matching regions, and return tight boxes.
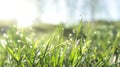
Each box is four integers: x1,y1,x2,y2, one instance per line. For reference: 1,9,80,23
0,21,120,67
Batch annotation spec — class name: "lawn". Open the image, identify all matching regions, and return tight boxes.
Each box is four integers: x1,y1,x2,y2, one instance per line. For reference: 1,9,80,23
0,21,120,67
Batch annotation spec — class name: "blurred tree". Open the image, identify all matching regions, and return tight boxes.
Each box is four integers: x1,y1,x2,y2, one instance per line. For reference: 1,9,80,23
34,0,47,18
32,0,116,23
65,0,78,22
116,0,120,19
34,0,60,20
82,0,107,21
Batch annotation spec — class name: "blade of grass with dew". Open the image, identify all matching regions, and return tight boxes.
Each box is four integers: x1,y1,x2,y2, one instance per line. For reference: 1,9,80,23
75,19,82,39
6,47,20,62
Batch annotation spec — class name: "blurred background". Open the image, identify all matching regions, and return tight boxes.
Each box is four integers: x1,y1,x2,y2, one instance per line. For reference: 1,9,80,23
0,0,120,27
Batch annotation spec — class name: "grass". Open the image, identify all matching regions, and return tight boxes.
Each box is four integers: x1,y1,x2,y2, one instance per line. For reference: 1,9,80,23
0,21,120,67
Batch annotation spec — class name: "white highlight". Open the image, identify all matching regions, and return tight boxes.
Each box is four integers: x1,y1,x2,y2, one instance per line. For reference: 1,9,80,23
0,0,119,27
0,0,38,27
41,0,67,24
0,0,67,26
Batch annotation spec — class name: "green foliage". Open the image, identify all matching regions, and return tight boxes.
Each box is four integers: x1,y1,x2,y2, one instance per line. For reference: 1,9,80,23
0,22,120,67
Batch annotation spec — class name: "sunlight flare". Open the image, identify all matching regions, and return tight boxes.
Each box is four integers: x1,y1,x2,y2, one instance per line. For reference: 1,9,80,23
0,0,38,27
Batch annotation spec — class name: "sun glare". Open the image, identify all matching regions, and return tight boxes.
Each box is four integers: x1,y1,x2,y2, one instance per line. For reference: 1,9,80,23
0,0,67,27
0,0,38,27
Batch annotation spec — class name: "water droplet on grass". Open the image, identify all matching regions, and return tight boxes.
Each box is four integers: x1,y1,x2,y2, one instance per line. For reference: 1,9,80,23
17,40,22,43
30,45,32,48
3,33,8,38
0,40,7,48
37,51,41,56
69,33,72,36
